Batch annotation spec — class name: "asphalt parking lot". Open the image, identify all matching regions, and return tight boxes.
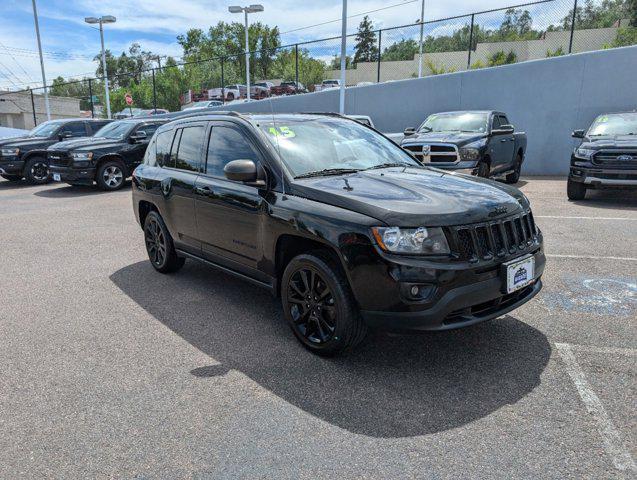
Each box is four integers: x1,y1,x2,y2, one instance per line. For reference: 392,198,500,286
0,176,635,479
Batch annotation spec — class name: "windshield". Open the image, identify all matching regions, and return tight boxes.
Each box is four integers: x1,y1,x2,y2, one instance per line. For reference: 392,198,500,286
94,121,134,140
28,121,62,137
588,113,637,136
419,112,488,133
257,116,420,178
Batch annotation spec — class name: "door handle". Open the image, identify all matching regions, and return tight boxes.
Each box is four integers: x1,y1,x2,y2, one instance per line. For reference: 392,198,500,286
195,185,212,195
500,139,508,142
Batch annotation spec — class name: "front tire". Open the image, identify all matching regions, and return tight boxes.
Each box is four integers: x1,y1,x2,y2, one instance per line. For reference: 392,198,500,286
96,161,126,191
281,252,367,356
143,211,185,273
24,156,50,185
1,174,22,182
477,161,490,178
567,178,587,200
505,154,522,184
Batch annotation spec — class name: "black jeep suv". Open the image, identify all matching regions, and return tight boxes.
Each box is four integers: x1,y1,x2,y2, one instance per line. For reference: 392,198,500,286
132,112,544,355
0,118,111,184
568,112,637,200
48,119,165,191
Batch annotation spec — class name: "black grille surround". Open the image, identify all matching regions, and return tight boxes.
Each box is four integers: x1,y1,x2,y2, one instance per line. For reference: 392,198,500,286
448,210,539,262
592,149,637,169
47,151,72,167
403,143,459,163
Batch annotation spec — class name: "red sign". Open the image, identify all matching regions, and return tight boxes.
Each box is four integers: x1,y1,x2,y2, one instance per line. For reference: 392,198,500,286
125,93,133,105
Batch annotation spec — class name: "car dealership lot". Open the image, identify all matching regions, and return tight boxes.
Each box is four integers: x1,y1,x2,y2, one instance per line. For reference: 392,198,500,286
0,177,634,479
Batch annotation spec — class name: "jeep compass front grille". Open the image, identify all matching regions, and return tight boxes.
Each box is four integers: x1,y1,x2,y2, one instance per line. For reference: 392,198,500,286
451,211,538,261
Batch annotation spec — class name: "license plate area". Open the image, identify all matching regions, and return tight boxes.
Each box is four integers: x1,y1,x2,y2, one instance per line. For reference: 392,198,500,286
501,254,535,294
53,173,61,182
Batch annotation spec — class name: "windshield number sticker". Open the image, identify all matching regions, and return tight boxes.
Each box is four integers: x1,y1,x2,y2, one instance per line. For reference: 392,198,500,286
268,126,296,138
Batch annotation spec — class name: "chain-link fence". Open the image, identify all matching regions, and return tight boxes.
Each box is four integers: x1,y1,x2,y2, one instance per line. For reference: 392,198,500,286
1,0,634,127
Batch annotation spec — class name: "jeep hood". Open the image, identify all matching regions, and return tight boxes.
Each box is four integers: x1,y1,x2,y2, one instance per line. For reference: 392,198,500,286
49,137,124,152
291,167,526,227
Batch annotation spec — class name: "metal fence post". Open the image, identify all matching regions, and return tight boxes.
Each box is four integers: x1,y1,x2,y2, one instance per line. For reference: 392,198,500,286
221,57,225,105
88,79,95,118
568,0,578,53
377,29,382,83
29,88,37,126
295,44,299,86
152,68,157,111
467,14,475,69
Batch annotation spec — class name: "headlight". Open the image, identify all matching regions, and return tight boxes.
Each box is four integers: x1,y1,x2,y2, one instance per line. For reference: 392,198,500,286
459,139,486,161
71,152,93,162
372,226,450,255
1,148,19,156
574,147,595,160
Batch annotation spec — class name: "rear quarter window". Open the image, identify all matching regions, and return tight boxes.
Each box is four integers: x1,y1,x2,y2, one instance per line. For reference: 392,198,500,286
154,129,175,167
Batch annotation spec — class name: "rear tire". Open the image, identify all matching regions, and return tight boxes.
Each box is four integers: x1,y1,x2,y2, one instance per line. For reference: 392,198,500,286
96,160,126,191
1,174,22,182
143,211,185,274
477,161,490,178
505,154,522,184
24,156,50,185
567,178,587,200
281,251,367,356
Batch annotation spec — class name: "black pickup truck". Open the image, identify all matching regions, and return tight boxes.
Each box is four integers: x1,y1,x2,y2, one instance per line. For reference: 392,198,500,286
0,118,111,184
48,119,165,190
132,112,544,356
568,112,637,200
401,111,527,184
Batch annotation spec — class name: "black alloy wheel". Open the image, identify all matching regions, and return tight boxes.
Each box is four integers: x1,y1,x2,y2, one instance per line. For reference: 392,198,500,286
143,211,185,273
287,267,337,345
24,157,50,185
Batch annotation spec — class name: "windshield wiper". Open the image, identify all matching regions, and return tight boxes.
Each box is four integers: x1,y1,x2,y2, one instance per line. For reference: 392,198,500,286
295,168,361,179
364,162,412,170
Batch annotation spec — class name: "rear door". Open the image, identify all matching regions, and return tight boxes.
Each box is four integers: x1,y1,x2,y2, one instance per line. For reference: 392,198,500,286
154,122,206,254
193,121,267,277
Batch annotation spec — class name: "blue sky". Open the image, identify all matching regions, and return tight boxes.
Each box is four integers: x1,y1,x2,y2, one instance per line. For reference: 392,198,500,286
0,0,567,90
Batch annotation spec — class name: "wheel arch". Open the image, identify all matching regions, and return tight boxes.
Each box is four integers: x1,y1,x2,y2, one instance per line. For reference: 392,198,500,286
138,200,158,229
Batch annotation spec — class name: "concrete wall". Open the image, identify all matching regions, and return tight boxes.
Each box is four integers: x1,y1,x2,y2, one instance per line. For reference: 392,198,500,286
0,91,80,130
217,45,637,175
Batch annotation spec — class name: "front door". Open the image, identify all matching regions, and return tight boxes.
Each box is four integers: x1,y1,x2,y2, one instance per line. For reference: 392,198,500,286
194,121,266,277
491,114,515,173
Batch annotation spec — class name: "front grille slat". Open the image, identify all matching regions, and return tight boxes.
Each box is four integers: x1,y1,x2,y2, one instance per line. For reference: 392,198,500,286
451,210,539,261
593,150,637,169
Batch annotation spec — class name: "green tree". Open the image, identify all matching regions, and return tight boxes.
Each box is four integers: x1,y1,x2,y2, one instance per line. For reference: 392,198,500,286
329,55,353,70
353,16,378,63
381,38,418,61
546,47,565,57
488,50,517,66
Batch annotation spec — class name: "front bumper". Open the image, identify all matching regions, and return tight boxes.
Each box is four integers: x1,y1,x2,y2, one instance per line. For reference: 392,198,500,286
49,165,96,185
569,166,637,187
0,158,25,175
355,247,545,332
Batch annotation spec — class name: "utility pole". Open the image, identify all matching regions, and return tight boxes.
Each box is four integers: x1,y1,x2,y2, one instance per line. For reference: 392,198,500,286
417,0,425,78
339,0,347,114
31,0,50,121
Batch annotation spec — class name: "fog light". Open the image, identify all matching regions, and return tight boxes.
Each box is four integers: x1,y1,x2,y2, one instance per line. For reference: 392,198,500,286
410,286,419,296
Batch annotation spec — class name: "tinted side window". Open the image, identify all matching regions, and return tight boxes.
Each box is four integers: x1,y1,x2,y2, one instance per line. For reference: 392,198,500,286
499,115,510,126
175,126,204,172
206,125,259,178
155,130,175,167
61,122,87,137
144,137,157,166
491,115,501,130
136,123,160,139
89,121,111,134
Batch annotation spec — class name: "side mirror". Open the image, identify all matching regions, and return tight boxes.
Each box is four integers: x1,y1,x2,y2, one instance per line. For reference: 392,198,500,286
404,127,416,136
224,159,263,185
130,130,147,143
59,132,73,140
572,129,585,139
492,125,514,135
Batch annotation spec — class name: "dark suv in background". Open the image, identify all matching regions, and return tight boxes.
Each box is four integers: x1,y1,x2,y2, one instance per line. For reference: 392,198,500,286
568,112,637,200
132,112,544,356
48,119,165,191
0,118,111,184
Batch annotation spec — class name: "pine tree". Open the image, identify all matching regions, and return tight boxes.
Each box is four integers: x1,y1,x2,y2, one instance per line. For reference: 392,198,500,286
353,16,378,64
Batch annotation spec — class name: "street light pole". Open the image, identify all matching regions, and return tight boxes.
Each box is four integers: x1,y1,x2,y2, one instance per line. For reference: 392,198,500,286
31,0,50,121
229,5,264,102
339,0,347,114
98,20,112,119
417,0,425,78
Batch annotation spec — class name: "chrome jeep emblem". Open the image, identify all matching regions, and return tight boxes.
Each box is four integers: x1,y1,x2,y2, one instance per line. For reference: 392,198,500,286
421,145,431,155
488,206,509,217
617,155,633,161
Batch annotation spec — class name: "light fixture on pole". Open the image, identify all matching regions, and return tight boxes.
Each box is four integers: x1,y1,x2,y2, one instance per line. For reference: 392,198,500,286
339,0,347,114
417,0,425,78
85,15,116,119
31,0,50,121
229,4,264,102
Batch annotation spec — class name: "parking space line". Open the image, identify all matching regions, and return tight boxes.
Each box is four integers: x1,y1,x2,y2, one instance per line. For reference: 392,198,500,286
566,344,637,357
555,342,637,473
536,216,636,221
546,254,637,262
